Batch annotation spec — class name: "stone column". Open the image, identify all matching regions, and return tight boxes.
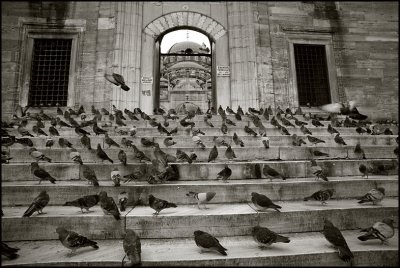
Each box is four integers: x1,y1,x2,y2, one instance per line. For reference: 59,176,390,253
139,33,155,114
215,34,230,109
111,2,143,111
227,2,258,111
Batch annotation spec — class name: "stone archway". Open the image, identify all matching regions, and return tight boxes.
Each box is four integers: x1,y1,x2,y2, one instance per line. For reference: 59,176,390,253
140,11,230,114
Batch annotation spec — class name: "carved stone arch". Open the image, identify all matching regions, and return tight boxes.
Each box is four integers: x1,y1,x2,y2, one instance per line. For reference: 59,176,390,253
143,11,226,41
140,11,230,114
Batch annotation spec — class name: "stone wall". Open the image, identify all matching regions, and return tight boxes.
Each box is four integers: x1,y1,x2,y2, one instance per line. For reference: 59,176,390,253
253,1,398,118
1,1,398,119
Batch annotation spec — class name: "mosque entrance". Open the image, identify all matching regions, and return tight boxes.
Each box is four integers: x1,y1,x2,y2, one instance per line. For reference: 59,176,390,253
155,28,214,114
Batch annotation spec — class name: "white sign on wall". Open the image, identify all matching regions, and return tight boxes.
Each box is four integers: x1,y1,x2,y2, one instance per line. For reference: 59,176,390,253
141,76,153,84
217,66,230,76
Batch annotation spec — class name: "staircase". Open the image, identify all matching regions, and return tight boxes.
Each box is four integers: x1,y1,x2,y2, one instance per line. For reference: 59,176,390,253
1,110,398,266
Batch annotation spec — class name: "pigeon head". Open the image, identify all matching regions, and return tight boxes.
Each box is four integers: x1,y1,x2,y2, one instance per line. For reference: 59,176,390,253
186,191,197,198
252,226,262,235
39,191,47,196
56,227,68,235
97,144,102,149
148,194,155,203
377,187,386,195
28,147,37,153
327,189,335,196
310,159,317,166
98,191,108,200
251,192,259,198
382,218,395,227
323,219,334,228
30,162,39,168
194,230,205,237
359,164,367,173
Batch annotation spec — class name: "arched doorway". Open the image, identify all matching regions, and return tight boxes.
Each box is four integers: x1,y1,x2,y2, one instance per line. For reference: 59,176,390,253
156,28,214,114
140,12,228,114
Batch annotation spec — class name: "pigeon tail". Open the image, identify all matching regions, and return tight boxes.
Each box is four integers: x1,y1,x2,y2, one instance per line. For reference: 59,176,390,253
166,202,177,208
357,233,375,241
63,201,79,207
48,176,56,184
272,204,282,212
23,204,37,217
337,245,354,263
127,252,142,266
217,246,227,256
114,213,121,220
304,196,312,201
276,235,290,243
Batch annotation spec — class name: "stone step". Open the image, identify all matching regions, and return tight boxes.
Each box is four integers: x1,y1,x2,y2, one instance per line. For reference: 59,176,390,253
2,199,398,241
5,145,398,164
7,126,378,137
6,134,398,149
1,229,398,266
2,159,398,182
2,177,398,206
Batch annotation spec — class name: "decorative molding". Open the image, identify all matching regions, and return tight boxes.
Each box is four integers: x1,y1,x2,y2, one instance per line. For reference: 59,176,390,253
281,26,335,34
143,11,226,40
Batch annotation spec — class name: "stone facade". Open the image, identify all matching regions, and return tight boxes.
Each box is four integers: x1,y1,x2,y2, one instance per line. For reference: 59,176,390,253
1,1,398,119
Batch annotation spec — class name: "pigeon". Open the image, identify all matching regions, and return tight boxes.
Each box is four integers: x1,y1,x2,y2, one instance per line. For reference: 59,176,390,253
304,189,335,204
220,122,228,134
123,168,145,183
261,134,270,149
121,137,134,148
104,133,120,148
132,145,151,162
311,119,324,127
32,125,48,136
313,149,329,157
208,145,218,162
358,218,395,244
30,162,56,184
104,73,130,91
164,137,176,147
217,165,232,183
249,107,261,115
270,117,281,129
300,125,312,135
233,132,244,147
99,191,121,220
307,135,325,145
244,126,257,137
17,125,34,137
322,219,354,264
2,150,13,163
15,137,33,147
56,227,99,256
111,168,121,187
176,149,192,164
117,149,127,166
49,126,60,136
23,190,50,217
334,134,347,146
237,106,244,116
122,229,142,266
204,116,214,127
169,126,178,135
292,134,306,146
2,135,15,147
70,148,83,165
193,230,227,256
1,242,20,260
294,117,307,127
80,134,92,150
235,113,242,121
148,194,177,215
59,137,74,148
320,101,367,119
186,191,216,209
251,192,281,212
118,191,128,212
356,126,367,135
225,118,236,126
68,117,81,128
93,122,107,135
192,135,205,149
383,128,393,135
63,195,99,213
252,226,290,248
141,137,156,147
354,142,366,159
29,147,52,162
213,136,229,147
226,106,236,115
263,164,286,181
56,117,72,128
81,164,100,186
327,124,339,135
96,144,113,163
225,145,236,160
358,187,385,205
281,117,295,128
262,109,269,121
310,159,328,181
75,127,90,136
278,125,290,136
115,115,126,127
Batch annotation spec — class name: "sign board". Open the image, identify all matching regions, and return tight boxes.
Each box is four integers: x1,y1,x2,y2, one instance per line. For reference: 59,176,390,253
217,66,230,77
141,76,153,84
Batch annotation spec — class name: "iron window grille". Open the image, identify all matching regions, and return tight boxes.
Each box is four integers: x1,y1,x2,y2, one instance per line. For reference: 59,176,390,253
28,38,72,107
294,44,331,107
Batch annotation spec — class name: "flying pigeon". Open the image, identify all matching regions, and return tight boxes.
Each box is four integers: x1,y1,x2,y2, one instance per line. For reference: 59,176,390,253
104,73,130,91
